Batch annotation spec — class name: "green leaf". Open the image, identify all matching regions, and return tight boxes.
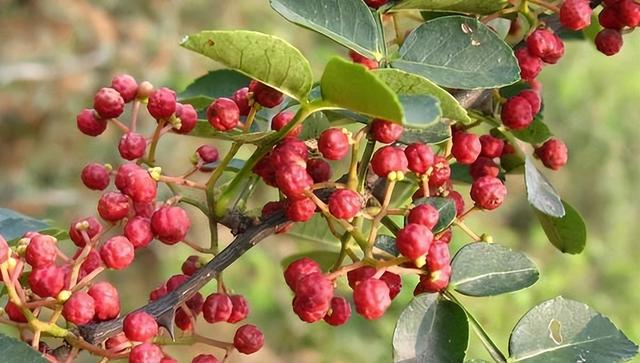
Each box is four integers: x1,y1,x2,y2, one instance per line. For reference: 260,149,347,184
0,333,49,363
392,0,507,14
189,121,273,143
298,110,331,140
374,68,471,124
280,250,340,271
0,208,49,242
398,121,451,145
524,156,565,218
509,296,638,362
450,242,539,296
181,30,313,101
398,95,441,129
450,163,474,184
512,116,552,145
202,158,246,173
535,200,587,255
374,234,399,257
320,57,404,122
178,70,251,110
393,293,469,363
392,16,520,90
412,197,456,233
465,360,491,363
287,214,340,246
270,0,382,60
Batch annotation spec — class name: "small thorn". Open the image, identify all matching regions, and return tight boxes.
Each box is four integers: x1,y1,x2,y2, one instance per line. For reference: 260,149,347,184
156,309,176,341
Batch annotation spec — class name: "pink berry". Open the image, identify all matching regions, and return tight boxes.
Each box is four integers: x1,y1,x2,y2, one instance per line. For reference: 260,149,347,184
207,98,240,131
63,292,95,325
595,29,623,56
275,164,313,200
76,109,107,137
526,29,564,64
100,236,134,270
324,297,351,326
97,191,130,221
518,90,542,115
427,242,451,271
25,235,57,268
347,266,376,289
515,48,542,81
418,265,452,293
165,274,188,292
272,111,301,138
286,197,316,222
429,156,451,188
364,0,389,9
470,176,507,210
123,169,157,204
150,206,191,245
501,96,534,130
249,81,284,108
293,272,333,323
328,189,362,219
380,271,402,299
94,87,125,119
203,293,233,323
29,265,64,298
88,282,120,321
370,119,404,143
371,146,408,177
79,249,103,279
197,145,219,163
81,163,110,190
232,87,251,116
560,0,592,30
115,163,142,193
353,278,391,320
479,135,504,158
599,7,625,29
149,284,168,301
118,132,147,161
452,132,481,165
174,103,198,134
124,311,158,342
396,223,433,261
233,324,264,354
306,158,332,183
5,301,28,322
124,217,154,249
129,343,163,363
617,0,640,27
318,128,350,160
111,74,138,103
408,204,439,230
447,190,465,217
284,258,322,291
228,295,250,323
192,354,219,363
470,157,500,180
147,87,177,119
181,255,201,276
405,143,434,174
535,138,568,170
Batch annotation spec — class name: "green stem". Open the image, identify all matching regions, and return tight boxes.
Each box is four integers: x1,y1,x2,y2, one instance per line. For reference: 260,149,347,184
357,139,376,193
443,290,508,363
332,233,353,271
146,119,166,164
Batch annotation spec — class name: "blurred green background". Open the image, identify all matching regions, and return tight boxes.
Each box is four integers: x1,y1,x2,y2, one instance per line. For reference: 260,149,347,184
1,1,639,362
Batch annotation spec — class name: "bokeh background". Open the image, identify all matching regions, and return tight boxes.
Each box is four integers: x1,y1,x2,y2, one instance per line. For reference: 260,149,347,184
1,1,639,362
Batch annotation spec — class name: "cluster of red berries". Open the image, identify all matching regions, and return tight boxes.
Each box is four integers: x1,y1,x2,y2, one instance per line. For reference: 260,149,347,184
593,0,640,55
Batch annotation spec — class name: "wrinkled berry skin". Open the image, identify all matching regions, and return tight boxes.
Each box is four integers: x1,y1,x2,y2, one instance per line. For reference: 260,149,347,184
97,191,130,221
124,217,154,249
396,223,433,261
293,272,333,323
306,158,332,183
371,146,408,177
234,324,265,354
560,0,593,31
25,234,57,268
429,156,451,188
272,111,301,138
501,96,533,130
94,87,125,119
100,236,135,270
479,135,504,158
174,103,198,134
318,128,350,160
233,87,251,116
595,29,623,56
203,293,233,323
118,132,147,160
418,265,452,293
249,81,284,108
275,164,313,200
207,97,240,131
115,163,141,193
515,48,542,81
88,281,120,321
526,29,564,64
77,109,107,137
408,204,439,230
111,74,138,102
347,266,376,289
427,242,451,271
29,265,64,298
452,132,481,165
618,0,640,27
286,197,316,222
81,163,110,190
147,87,177,119
228,295,250,323
129,343,164,363
284,257,322,291
447,190,465,217
182,255,201,276
599,7,624,29
518,90,542,115
123,169,157,204
63,292,95,325
405,143,434,174
79,249,103,278
151,206,191,244
69,217,102,247
197,145,219,164
328,189,362,219
470,176,507,210
381,272,402,299
324,296,352,326
192,354,219,363
124,311,158,342
470,157,500,180
370,119,403,143
535,138,568,170
353,278,391,320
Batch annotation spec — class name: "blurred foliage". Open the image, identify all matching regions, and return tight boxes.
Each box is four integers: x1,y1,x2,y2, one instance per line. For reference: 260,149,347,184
0,1,639,362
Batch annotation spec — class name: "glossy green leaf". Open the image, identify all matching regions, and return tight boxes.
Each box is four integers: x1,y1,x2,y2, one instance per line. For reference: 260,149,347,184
512,116,552,145
392,0,507,14
270,0,382,59
321,57,403,122
392,16,519,90
399,95,441,129
298,110,331,140
399,121,451,145
525,156,565,218
0,333,49,363
0,208,49,242
280,250,340,271
450,163,474,184
178,70,250,110
450,242,539,296
181,30,313,101
374,234,399,257
393,293,469,363
412,197,456,233
535,200,587,254
509,297,638,362
189,121,273,143
288,214,340,246
374,68,471,123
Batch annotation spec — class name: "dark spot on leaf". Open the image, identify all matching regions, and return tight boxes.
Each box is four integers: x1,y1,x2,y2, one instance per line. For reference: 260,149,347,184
206,39,215,46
